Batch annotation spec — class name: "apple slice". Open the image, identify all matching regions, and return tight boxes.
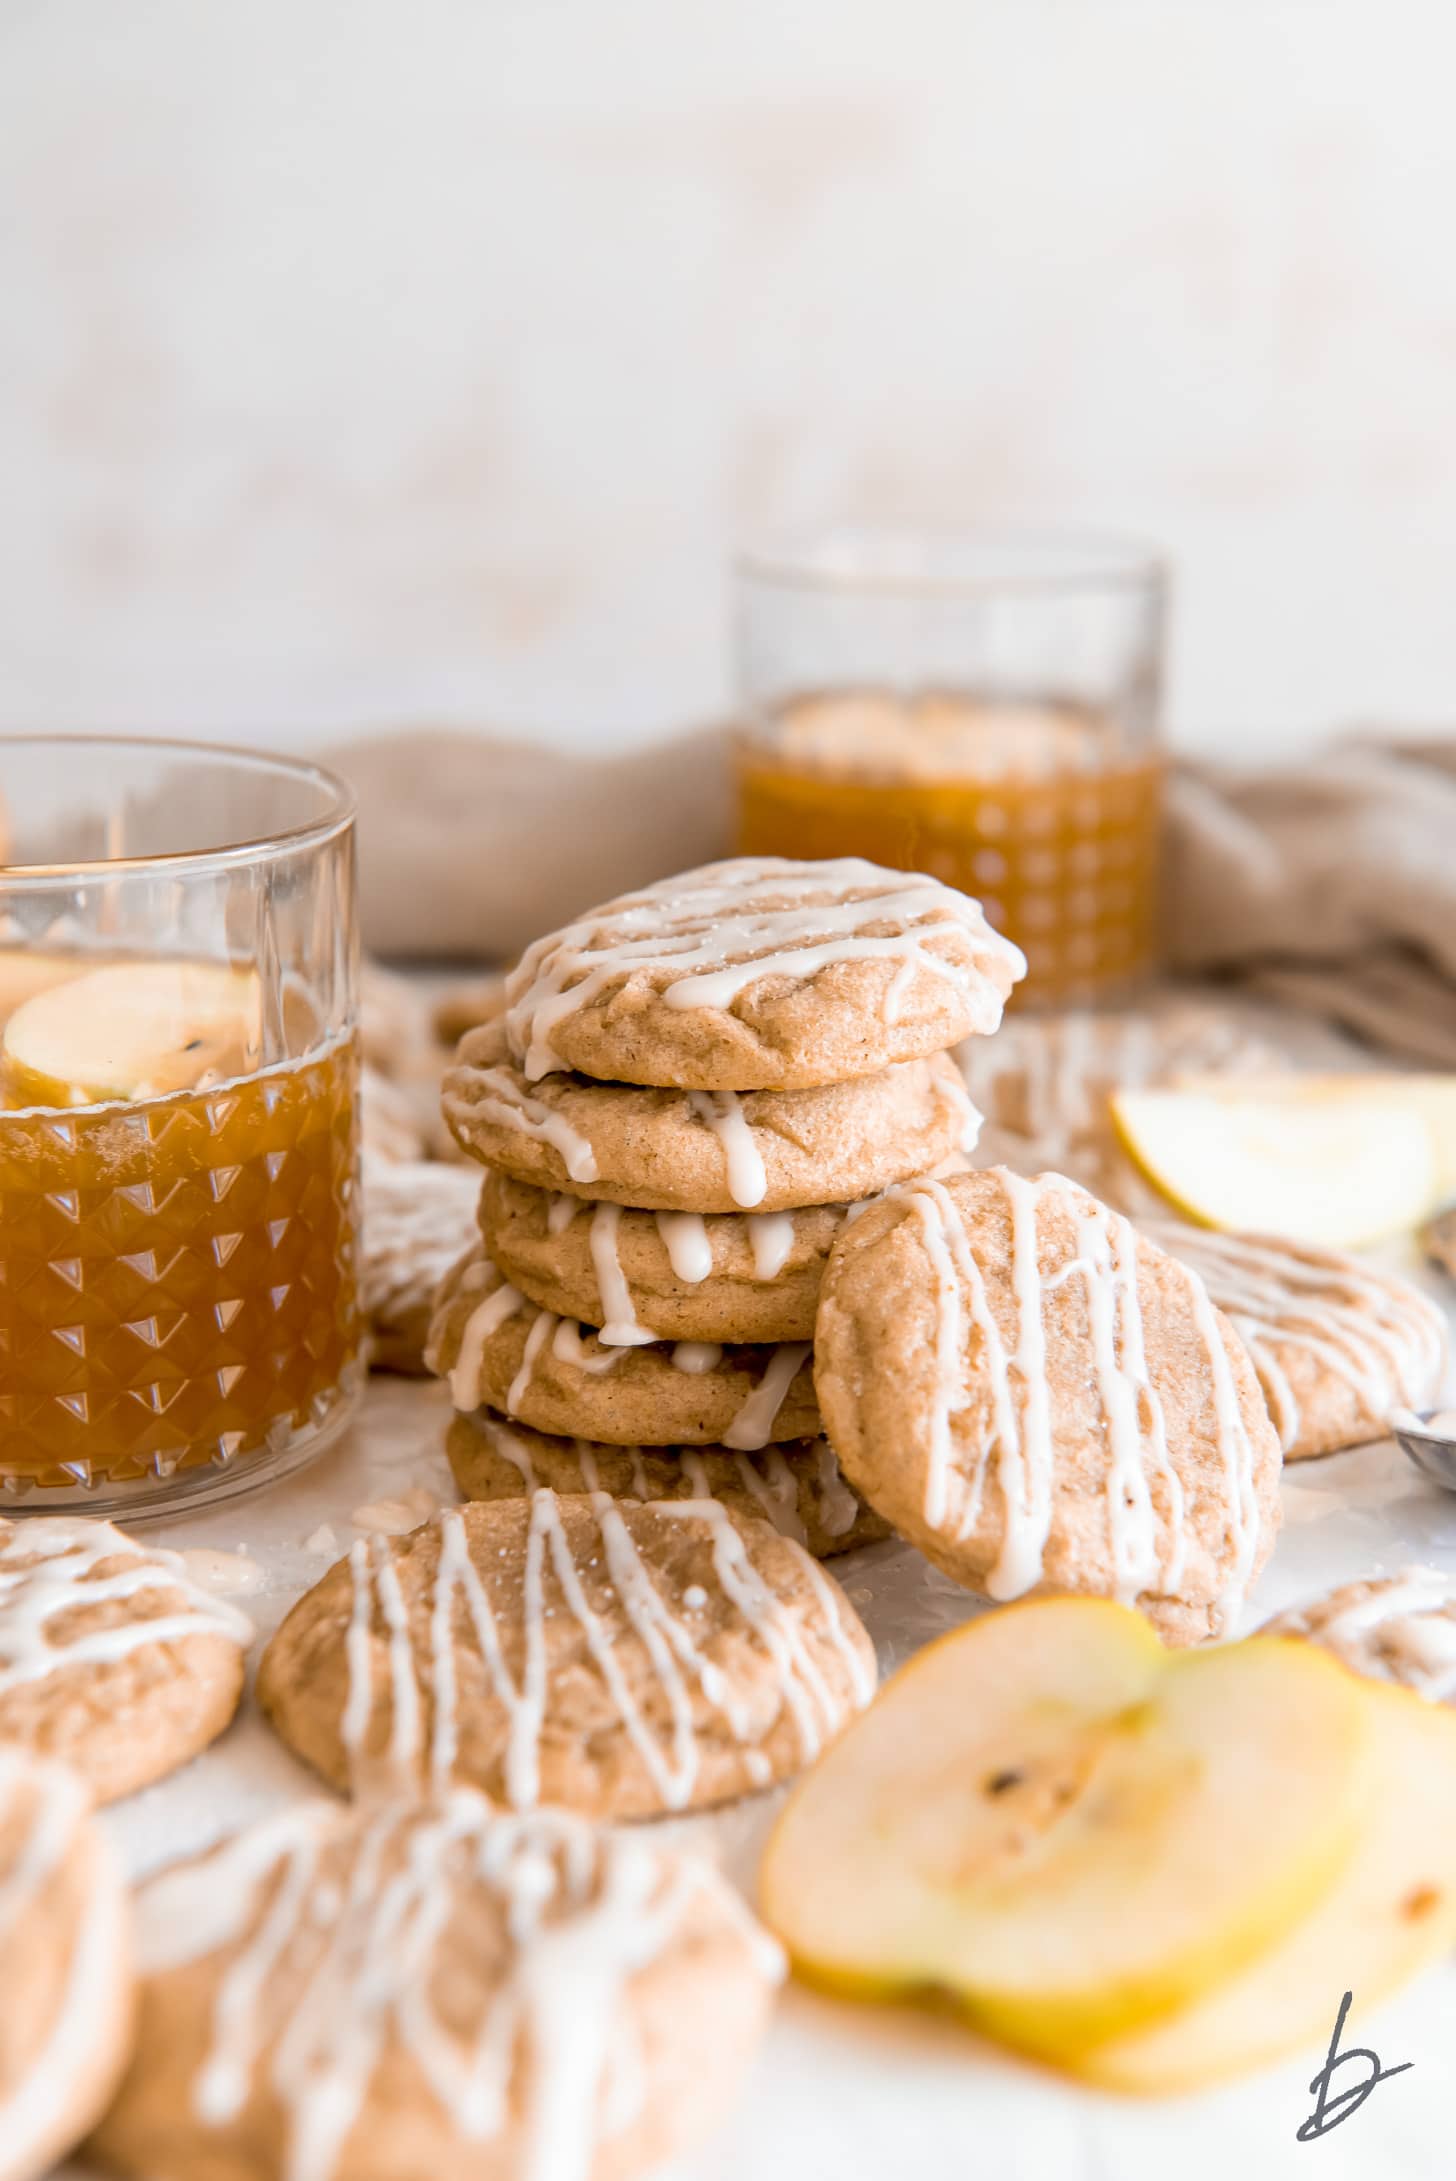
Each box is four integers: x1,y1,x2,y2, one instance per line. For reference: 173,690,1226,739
1109,1077,1441,1247
2,959,262,1108
1080,1680,1456,2092
760,1599,1374,2057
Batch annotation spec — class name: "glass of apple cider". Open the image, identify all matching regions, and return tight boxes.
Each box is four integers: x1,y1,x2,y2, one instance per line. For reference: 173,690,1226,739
734,529,1166,1007
0,737,361,1512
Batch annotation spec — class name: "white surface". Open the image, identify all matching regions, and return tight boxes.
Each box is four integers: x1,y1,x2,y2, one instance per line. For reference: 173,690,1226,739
66,1258,1456,2181
6,2,1456,754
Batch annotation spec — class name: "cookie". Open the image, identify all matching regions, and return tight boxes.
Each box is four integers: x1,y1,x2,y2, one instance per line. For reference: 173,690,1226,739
478,1169,848,1344
0,1750,133,2181
814,1168,1282,1644
1263,1569,1456,1703
361,1155,481,1373
502,855,1024,1089
446,1410,891,1558
956,1001,1282,1212
360,1062,428,1164
444,1018,978,1211
359,961,431,1081
1148,1223,1448,1461
94,1792,781,2181
428,1249,819,1448
0,1517,253,1803
1425,1204,1456,1279
258,1494,876,1817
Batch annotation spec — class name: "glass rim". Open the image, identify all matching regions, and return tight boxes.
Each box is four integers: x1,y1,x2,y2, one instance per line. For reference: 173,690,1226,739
734,523,1166,601
0,733,355,884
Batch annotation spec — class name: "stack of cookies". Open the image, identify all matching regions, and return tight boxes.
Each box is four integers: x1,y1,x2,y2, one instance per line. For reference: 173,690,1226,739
427,855,1026,1557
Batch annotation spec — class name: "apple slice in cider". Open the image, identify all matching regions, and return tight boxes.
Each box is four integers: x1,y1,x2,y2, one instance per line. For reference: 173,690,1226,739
2,960,263,1107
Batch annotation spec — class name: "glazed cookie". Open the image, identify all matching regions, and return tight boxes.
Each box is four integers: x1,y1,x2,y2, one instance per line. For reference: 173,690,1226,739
0,1517,253,1803
94,1793,781,2181
1264,1570,1456,1704
1148,1223,1448,1461
1425,1204,1456,1280
478,1169,850,1344
444,1018,978,1211
258,1495,876,1816
814,1168,1282,1644
502,855,1024,1089
360,1062,427,1164
445,1410,891,1558
428,1248,819,1448
361,1154,482,1373
956,1001,1282,1212
0,1750,133,2181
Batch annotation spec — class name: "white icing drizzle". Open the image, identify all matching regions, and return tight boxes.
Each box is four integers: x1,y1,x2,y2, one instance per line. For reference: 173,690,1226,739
0,1518,253,1694
587,1203,655,1348
134,1793,783,2181
654,1211,714,1284
746,1211,796,1281
901,1174,1257,1623
504,857,1022,1082
1150,1224,1448,1454
339,1494,870,1813
670,1342,722,1375
473,1421,856,1550
722,1343,812,1452
1270,1568,1456,1704
442,1066,599,1181
813,1439,862,1538
360,1155,480,1327
0,1751,126,2172
546,1193,579,1237
446,1279,526,1410
687,1090,767,1209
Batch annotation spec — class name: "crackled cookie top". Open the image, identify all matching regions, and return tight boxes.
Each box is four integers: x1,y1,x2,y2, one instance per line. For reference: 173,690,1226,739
1264,1570,1456,1704
95,1793,781,2181
444,1018,978,1211
478,1170,854,1346
0,1749,134,2181
361,1154,481,1374
446,1411,889,1559
0,1517,253,1804
814,1168,1281,1644
258,1495,876,1819
1149,1223,1447,1462
501,856,1024,1089
428,1248,819,1449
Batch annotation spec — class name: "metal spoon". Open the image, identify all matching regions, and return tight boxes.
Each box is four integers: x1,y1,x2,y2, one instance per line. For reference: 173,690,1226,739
1392,1407,1456,1491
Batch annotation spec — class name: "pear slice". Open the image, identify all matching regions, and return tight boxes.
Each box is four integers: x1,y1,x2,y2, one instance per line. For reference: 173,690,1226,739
3,959,263,1108
760,1599,1374,2056
1081,1680,1456,2092
1109,1077,1441,1247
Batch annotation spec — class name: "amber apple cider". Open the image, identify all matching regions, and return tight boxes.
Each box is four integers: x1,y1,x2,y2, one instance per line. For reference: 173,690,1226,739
0,952,359,1494
736,691,1163,1007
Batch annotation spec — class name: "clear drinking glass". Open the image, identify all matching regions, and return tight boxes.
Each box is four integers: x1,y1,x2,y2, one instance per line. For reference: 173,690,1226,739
734,527,1167,1007
0,736,361,1514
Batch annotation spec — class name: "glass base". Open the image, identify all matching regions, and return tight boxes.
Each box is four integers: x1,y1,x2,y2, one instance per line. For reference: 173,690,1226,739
0,1359,365,1522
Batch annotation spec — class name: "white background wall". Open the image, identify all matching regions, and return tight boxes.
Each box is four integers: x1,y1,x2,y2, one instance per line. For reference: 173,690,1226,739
3,0,1456,760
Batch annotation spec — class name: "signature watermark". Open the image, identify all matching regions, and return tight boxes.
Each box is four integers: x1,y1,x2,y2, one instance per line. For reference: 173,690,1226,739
1296,1991,1412,2142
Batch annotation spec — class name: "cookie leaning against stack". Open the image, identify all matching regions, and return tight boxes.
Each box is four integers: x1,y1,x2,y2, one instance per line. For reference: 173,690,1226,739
430,854,1025,1550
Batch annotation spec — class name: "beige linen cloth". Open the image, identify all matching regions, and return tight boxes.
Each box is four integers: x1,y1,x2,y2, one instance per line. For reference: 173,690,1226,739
336,727,1456,1068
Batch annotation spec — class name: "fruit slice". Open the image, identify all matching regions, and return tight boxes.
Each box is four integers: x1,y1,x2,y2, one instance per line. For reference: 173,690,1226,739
1109,1077,1441,1247
2,960,262,1107
0,947,95,1030
1080,1680,1456,2091
760,1598,1373,2057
